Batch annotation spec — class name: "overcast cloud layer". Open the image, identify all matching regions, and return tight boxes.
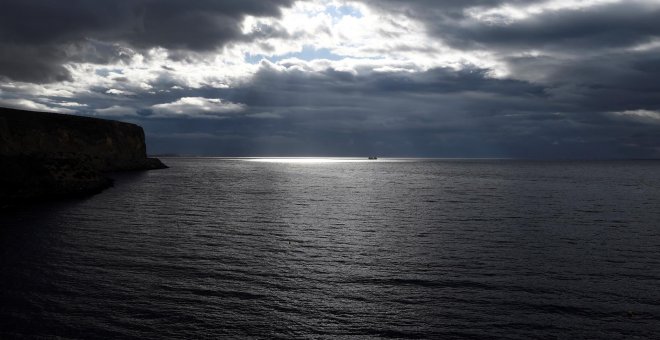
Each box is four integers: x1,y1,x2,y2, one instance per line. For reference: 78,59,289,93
1,0,659,158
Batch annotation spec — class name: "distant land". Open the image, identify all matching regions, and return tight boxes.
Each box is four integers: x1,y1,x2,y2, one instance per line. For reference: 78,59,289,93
0,107,166,207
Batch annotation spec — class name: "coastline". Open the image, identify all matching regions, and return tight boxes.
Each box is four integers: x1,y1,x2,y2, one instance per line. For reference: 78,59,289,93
0,107,166,207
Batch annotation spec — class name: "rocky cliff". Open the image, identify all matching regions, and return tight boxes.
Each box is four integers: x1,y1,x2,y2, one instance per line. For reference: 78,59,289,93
0,107,166,206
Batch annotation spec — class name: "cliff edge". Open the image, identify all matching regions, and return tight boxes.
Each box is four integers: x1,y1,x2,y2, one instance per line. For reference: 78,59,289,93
0,107,166,206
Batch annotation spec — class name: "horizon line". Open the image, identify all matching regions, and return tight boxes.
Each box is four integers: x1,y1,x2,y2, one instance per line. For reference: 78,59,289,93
149,155,660,161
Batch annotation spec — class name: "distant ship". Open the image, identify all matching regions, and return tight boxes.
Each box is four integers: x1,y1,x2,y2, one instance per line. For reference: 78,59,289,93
368,156,378,160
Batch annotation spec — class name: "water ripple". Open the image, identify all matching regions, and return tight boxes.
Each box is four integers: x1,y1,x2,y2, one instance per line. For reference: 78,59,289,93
2,159,660,338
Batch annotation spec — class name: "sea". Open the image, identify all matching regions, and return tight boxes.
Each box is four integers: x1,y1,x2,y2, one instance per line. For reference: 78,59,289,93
1,158,659,339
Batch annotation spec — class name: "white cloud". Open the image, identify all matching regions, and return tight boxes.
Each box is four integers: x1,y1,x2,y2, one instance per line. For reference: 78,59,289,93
628,38,660,52
466,0,623,24
95,105,137,117
237,0,489,72
0,98,74,114
106,89,131,95
612,109,660,124
151,97,247,118
58,101,88,107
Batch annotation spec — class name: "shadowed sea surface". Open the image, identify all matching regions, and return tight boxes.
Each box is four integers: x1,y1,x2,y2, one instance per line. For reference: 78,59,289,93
1,158,660,339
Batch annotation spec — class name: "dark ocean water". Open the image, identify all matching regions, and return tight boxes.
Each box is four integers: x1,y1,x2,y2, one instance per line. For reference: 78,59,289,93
1,158,660,339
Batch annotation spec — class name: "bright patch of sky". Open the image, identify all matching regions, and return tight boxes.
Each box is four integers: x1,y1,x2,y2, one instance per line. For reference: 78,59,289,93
245,46,343,64
326,4,363,20
236,0,501,75
95,68,124,77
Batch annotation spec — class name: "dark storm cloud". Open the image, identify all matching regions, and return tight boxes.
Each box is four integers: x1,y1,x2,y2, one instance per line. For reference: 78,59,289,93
18,53,654,158
344,0,660,157
511,52,660,116
359,0,535,17
130,64,627,157
446,3,660,52
360,0,660,52
0,44,72,83
144,59,658,157
0,0,295,83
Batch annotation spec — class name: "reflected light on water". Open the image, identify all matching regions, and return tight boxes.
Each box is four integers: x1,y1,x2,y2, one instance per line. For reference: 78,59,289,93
244,158,381,164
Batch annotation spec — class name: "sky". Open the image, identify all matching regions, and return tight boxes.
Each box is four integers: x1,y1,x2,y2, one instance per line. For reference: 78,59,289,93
1,0,660,158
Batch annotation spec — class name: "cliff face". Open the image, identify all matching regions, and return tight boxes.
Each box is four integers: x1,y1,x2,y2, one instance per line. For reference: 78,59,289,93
0,107,163,171
0,107,166,205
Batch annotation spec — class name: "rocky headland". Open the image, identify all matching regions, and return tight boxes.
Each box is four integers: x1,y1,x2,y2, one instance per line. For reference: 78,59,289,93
0,107,166,206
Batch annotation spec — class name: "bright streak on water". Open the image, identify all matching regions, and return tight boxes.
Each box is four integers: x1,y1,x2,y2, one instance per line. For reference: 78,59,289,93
244,157,382,164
